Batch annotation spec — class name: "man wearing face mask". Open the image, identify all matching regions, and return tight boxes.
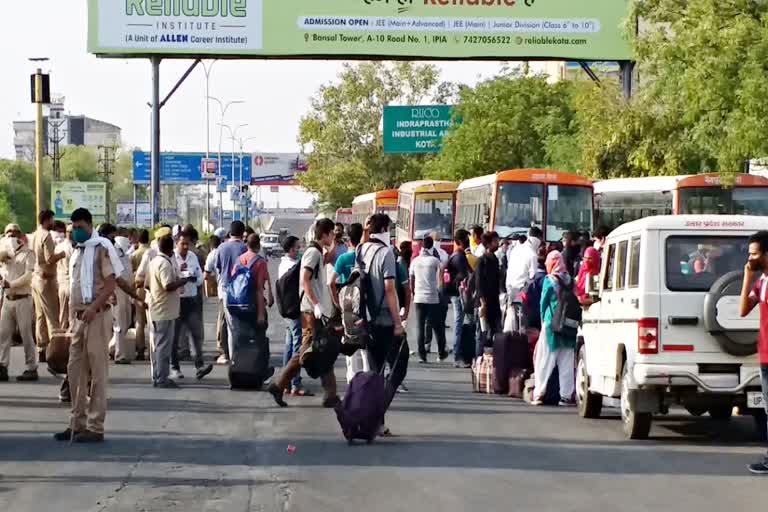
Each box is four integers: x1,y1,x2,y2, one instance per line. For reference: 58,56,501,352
54,209,124,443
0,224,38,381
32,210,66,362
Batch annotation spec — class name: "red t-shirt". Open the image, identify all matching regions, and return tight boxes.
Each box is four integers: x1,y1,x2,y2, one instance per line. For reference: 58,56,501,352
750,276,768,364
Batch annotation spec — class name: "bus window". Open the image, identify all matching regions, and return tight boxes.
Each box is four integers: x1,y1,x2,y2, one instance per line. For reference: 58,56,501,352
546,184,594,241
679,187,729,214
414,194,453,241
733,188,768,215
494,182,544,238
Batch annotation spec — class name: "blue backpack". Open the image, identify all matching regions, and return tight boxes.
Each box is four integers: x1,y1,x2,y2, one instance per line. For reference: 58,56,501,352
225,254,264,311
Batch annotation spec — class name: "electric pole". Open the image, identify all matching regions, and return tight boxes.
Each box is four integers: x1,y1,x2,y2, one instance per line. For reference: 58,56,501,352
98,143,117,223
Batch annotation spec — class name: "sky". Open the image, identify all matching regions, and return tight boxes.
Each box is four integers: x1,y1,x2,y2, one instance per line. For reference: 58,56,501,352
0,1,510,209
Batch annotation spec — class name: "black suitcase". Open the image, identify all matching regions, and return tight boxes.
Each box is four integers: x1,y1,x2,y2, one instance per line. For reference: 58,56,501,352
492,332,532,394
459,322,476,365
228,311,271,390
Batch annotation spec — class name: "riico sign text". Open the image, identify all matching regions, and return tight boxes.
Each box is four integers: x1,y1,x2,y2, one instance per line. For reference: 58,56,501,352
383,105,457,154
88,0,632,61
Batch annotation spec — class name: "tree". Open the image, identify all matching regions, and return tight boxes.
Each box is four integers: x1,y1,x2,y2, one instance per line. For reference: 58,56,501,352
426,73,579,182
0,159,37,232
298,62,449,211
633,0,768,175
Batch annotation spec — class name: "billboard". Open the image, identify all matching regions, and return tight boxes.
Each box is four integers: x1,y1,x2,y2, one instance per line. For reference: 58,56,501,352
250,153,307,186
132,151,252,184
52,182,107,221
88,0,631,61
383,105,457,154
117,201,179,226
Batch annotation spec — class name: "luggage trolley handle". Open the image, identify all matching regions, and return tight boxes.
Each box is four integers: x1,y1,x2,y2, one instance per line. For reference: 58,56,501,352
380,335,407,378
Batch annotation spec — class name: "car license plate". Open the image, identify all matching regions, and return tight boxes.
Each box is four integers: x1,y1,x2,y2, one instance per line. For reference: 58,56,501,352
747,391,764,409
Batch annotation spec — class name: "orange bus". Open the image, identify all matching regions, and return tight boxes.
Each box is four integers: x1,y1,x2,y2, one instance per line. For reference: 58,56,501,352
456,169,594,242
396,180,458,254
594,173,768,232
334,207,353,226
351,190,399,226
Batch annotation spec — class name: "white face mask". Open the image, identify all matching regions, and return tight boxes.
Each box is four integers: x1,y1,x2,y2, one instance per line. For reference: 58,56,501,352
371,231,391,247
9,238,22,252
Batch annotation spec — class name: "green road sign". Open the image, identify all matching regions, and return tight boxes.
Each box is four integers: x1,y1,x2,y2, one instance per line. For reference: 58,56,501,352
383,105,456,154
88,0,632,61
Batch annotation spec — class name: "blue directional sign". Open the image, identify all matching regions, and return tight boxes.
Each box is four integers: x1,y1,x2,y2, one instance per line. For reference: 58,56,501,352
133,151,252,184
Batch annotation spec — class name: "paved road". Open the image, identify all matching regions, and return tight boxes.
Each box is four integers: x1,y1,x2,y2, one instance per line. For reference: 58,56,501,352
0,258,765,511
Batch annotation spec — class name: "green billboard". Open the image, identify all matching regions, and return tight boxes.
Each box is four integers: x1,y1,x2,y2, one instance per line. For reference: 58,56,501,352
384,105,456,154
88,0,632,61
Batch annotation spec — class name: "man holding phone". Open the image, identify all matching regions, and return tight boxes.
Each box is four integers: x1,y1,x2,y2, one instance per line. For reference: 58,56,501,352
149,235,196,389
739,230,768,474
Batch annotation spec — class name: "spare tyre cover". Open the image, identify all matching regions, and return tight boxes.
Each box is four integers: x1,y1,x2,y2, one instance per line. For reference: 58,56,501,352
703,271,758,357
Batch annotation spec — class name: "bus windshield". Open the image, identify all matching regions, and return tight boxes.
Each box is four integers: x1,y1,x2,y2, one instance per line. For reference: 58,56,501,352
546,185,594,240
494,182,544,238
413,195,453,240
679,186,768,215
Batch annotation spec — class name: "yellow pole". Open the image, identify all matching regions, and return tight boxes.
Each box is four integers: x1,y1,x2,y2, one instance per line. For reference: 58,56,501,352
34,70,44,219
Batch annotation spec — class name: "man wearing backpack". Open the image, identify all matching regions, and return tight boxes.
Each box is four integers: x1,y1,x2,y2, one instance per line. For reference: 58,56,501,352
269,219,339,408
214,221,247,364
277,236,310,396
447,229,472,367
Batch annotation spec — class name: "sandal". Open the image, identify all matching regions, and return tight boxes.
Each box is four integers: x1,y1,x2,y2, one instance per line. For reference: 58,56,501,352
291,388,315,397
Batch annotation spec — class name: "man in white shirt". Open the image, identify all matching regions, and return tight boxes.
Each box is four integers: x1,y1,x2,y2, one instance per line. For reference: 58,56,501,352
505,226,544,300
471,226,486,258
410,236,449,363
170,233,213,381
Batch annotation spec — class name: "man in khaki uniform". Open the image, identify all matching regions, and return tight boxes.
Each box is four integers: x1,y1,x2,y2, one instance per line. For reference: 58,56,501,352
32,210,65,360
54,208,119,443
55,225,74,331
131,230,151,360
0,224,39,381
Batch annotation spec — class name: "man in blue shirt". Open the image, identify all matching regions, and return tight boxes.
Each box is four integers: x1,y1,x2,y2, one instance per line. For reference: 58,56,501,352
214,221,247,362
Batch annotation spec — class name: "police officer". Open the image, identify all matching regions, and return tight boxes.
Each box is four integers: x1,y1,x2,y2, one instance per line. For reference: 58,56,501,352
32,210,65,361
0,224,38,381
54,209,120,443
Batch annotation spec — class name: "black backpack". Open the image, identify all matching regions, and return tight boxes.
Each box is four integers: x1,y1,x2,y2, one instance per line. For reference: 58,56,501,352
551,276,582,337
275,244,320,320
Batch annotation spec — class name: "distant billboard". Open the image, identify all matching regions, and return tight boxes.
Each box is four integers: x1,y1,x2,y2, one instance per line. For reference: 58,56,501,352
116,201,179,226
250,153,308,186
88,0,631,61
52,182,106,222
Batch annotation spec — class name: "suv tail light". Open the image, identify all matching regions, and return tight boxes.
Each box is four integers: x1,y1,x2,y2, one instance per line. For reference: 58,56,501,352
638,318,659,355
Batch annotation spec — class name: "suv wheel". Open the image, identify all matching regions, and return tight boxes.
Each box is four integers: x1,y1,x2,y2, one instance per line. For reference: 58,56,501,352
576,345,602,419
620,364,652,440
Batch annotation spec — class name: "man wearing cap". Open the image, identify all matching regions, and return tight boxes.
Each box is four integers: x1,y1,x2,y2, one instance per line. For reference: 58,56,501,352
0,224,38,381
135,226,173,358
32,210,66,361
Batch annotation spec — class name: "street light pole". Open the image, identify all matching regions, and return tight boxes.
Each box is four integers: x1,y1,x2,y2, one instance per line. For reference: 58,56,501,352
209,97,244,227
220,123,248,224
202,60,217,232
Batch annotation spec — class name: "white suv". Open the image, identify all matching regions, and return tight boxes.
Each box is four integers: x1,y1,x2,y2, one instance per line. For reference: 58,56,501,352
577,215,765,439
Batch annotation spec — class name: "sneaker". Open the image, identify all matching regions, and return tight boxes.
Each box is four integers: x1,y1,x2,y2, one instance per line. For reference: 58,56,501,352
16,370,39,382
59,392,71,403
74,430,104,443
155,380,180,389
53,428,81,442
531,397,544,406
267,384,288,407
0,366,8,382
748,457,768,475
453,361,462,368
463,362,472,369
397,384,409,393
195,364,214,380
216,355,230,365
418,358,428,364
438,353,450,363
114,358,132,365
559,398,577,407
169,369,184,380
409,350,417,356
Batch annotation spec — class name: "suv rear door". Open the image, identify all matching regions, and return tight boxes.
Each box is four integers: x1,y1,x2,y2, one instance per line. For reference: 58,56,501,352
658,231,756,358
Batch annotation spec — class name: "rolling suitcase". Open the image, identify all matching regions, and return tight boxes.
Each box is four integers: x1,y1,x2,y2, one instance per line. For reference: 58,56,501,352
492,331,532,394
228,311,271,390
459,322,476,365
